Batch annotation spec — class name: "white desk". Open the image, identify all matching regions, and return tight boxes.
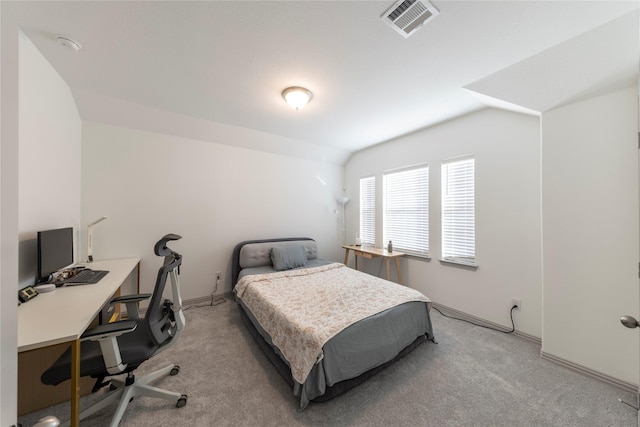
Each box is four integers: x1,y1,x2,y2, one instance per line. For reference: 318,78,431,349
18,257,140,426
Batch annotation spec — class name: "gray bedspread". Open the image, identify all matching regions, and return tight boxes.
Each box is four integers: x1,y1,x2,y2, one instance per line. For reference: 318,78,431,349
237,284,432,408
232,239,433,409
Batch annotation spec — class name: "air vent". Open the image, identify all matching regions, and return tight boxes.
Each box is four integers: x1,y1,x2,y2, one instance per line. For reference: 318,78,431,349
381,0,439,38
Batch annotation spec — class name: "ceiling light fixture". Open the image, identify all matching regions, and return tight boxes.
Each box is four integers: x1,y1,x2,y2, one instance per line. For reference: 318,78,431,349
282,86,312,111
56,35,82,51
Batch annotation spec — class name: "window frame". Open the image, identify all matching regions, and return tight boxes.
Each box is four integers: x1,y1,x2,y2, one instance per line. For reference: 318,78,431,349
382,164,430,258
441,155,477,267
359,175,376,247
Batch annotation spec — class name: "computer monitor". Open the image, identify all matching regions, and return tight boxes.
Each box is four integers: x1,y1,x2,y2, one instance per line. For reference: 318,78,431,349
37,227,74,283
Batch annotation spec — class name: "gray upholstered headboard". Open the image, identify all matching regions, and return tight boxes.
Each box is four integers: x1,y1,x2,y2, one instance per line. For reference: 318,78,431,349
231,237,317,286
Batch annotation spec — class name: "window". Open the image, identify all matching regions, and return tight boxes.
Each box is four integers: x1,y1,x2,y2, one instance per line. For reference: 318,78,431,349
359,176,376,246
383,165,429,257
441,156,475,265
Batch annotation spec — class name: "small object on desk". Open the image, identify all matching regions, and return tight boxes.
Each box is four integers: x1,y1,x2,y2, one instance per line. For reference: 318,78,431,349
69,266,87,275
18,286,39,303
387,240,393,252
35,283,56,293
355,236,362,246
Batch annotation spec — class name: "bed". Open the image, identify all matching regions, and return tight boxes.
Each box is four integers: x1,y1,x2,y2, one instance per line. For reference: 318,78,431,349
232,237,435,409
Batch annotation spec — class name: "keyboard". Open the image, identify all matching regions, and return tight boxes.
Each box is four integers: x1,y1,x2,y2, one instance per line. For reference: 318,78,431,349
64,269,109,284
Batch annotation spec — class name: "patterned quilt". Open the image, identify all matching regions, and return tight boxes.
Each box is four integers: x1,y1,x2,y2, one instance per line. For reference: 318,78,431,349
235,262,431,384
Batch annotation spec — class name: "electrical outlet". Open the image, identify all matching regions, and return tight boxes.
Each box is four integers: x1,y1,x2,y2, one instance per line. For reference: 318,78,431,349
511,298,521,309
216,271,222,281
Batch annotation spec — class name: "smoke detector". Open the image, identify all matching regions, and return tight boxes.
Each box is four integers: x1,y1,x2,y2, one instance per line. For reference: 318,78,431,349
381,0,439,38
56,35,82,51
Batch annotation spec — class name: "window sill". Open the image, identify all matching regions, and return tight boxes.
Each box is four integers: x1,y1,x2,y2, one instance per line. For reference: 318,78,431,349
439,258,478,270
405,253,431,260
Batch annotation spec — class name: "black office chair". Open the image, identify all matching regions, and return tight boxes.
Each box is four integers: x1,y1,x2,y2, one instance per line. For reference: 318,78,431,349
41,234,187,427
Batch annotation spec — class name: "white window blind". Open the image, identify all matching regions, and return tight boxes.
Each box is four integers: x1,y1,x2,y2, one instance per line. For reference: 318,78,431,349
442,156,475,264
383,165,429,257
359,176,376,246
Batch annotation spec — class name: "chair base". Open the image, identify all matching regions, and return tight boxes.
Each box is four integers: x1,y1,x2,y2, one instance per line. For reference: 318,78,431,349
61,363,186,427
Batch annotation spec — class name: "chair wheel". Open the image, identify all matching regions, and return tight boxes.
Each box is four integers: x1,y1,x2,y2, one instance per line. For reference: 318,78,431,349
176,394,187,408
170,366,180,376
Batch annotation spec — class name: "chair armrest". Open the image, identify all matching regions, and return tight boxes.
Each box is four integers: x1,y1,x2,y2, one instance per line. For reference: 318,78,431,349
81,320,137,341
110,294,152,304
80,320,138,375
110,294,152,319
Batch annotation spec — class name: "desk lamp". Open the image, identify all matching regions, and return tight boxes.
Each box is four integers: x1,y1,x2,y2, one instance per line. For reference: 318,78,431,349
87,216,107,262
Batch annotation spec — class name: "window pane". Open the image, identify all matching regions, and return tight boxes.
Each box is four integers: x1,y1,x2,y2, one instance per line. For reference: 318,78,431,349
383,165,429,257
359,176,376,246
442,157,475,262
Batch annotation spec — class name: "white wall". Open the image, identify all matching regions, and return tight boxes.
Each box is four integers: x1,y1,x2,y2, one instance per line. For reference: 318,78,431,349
0,9,20,426
541,86,639,386
345,108,542,337
82,122,345,301
0,27,81,425
18,32,82,288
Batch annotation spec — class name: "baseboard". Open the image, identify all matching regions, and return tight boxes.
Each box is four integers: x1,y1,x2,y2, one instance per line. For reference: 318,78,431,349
432,302,638,394
183,293,230,307
432,302,541,344
540,351,638,394
137,292,232,315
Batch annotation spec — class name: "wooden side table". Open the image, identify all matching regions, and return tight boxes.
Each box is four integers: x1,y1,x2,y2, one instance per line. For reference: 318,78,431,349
342,245,406,284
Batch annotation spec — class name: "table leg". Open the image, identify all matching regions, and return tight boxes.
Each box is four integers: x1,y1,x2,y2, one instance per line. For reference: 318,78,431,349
343,249,349,266
70,339,80,427
386,258,390,280
395,257,403,285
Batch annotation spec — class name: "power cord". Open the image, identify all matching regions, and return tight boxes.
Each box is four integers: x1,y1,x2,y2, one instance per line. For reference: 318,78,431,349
209,273,226,306
184,274,226,311
433,305,517,334
184,295,226,311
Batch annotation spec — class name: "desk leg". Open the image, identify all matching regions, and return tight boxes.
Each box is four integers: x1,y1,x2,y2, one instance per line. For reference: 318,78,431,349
343,249,349,266
70,339,80,427
395,258,403,285
386,258,391,281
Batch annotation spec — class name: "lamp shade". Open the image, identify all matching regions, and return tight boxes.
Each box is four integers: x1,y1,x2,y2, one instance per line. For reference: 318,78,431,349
282,87,312,111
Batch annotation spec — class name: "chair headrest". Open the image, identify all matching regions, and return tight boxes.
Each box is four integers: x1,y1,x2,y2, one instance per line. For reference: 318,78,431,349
154,234,182,256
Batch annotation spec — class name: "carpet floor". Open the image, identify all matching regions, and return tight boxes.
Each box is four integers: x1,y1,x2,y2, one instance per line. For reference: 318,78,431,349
19,299,638,426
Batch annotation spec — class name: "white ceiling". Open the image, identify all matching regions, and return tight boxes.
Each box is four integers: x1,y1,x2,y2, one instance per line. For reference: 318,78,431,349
6,1,640,159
